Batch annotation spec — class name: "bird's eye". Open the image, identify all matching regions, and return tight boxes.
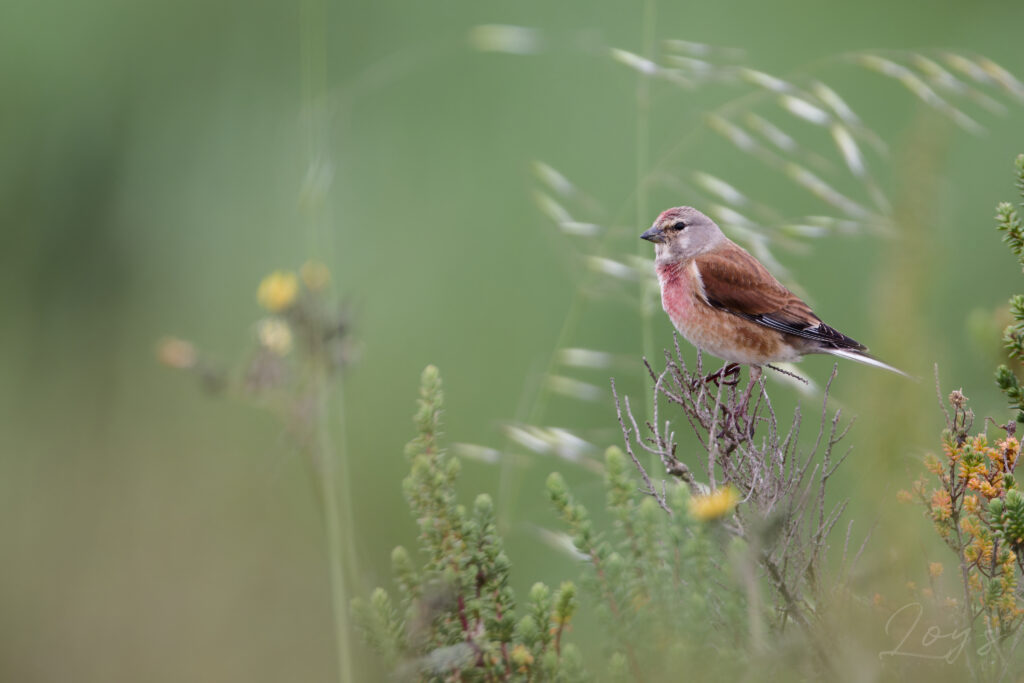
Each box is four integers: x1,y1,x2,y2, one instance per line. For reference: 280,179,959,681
670,221,686,231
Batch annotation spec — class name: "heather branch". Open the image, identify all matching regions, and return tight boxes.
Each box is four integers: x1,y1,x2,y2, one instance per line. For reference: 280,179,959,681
616,341,859,658
611,378,679,513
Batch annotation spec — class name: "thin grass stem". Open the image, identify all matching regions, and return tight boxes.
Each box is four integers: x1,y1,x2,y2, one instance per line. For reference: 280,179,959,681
301,1,356,679
315,378,358,683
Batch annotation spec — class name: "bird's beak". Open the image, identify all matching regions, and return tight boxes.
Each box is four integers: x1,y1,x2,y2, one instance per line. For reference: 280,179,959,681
640,225,665,243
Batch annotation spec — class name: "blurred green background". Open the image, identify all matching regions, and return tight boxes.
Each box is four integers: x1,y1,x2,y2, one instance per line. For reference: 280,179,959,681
2,0,1023,680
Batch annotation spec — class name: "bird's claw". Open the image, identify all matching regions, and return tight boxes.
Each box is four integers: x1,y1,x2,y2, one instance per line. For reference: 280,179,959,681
704,363,741,387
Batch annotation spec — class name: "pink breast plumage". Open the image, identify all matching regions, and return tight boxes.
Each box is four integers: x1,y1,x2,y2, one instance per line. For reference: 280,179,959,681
656,262,695,324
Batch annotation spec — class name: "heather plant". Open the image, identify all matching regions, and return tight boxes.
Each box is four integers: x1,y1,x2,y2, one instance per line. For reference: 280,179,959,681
995,155,1024,422
900,155,1024,681
545,453,749,681
903,387,1024,680
614,346,861,638
358,360,868,680
594,344,864,677
354,366,587,682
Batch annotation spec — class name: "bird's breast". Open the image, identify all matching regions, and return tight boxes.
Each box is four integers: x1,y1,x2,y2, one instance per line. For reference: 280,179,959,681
656,261,699,324
655,259,797,364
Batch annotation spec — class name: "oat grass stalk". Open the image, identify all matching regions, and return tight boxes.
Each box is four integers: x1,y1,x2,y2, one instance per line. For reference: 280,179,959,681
637,0,657,424
314,377,357,683
301,0,357,678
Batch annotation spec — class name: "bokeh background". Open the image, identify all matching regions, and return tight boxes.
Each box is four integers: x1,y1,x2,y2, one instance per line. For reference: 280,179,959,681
3,0,1024,680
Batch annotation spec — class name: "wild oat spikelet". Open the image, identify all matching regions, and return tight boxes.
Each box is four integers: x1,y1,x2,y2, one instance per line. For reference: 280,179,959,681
257,270,299,312
688,486,740,521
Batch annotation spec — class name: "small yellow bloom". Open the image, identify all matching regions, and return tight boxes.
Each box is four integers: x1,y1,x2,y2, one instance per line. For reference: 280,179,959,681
688,486,740,521
896,489,914,504
929,562,944,578
300,260,331,292
156,337,197,369
257,318,294,356
257,270,299,312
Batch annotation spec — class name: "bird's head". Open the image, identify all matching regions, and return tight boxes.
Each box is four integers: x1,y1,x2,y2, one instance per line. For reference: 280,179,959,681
641,206,725,265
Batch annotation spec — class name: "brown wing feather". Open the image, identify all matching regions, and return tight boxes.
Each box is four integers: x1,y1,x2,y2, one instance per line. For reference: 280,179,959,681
694,247,866,351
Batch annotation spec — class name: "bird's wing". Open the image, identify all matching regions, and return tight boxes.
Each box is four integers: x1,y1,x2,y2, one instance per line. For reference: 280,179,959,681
694,247,866,351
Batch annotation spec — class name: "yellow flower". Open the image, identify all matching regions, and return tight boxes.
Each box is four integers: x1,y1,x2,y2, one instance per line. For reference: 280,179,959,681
688,486,740,521
896,489,914,504
156,337,197,369
257,318,294,356
300,260,331,292
929,562,944,578
257,270,299,312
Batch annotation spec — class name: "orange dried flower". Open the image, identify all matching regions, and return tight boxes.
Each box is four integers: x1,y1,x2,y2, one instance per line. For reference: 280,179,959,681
930,489,952,521
924,454,944,477
979,480,999,499
997,437,1019,469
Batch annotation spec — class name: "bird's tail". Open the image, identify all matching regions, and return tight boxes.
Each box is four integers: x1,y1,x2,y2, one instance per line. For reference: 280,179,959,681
825,348,914,379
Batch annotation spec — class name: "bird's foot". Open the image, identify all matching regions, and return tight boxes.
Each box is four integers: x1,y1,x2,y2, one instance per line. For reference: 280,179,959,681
704,363,741,387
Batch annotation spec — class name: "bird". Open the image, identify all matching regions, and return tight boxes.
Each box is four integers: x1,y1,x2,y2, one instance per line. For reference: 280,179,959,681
640,206,908,378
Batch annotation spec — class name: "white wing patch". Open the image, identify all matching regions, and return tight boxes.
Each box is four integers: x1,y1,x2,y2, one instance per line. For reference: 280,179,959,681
689,260,708,303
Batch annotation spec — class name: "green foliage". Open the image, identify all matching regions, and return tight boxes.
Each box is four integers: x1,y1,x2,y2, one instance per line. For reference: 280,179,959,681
996,155,1024,421
547,447,747,681
356,369,759,681
989,486,1024,556
354,366,584,681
